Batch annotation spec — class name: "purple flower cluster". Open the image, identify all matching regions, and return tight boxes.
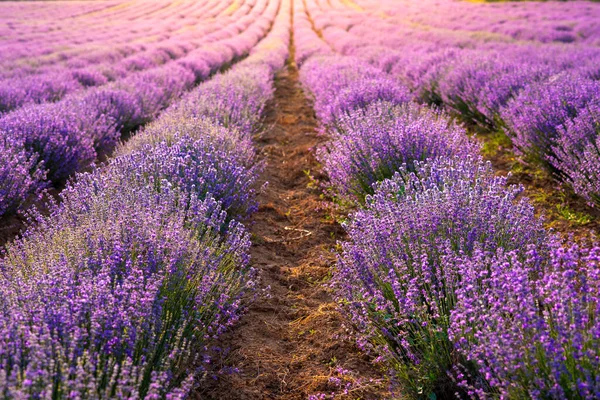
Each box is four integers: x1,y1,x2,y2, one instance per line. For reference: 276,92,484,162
450,244,600,399
317,102,478,202
0,0,272,114
75,87,141,153
0,64,196,186
1,162,252,398
298,0,600,207
292,1,332,65
551,106,600,207
326,77,411,126
0,102,96,183
436,52,555,127
121,116,259,221
167,66,274,134
363,0,600,46
501,74,600,166
334,157,549,398
300,56,405,125
0,70,82,113
0,136,46,218
298,48,478,204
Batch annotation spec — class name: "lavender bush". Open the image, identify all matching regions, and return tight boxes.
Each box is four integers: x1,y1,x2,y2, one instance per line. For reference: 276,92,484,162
0,71,81,113
450,243,600,399
437,54,553,128
0,136,46,218
167,65,274,134
317,102,479,203
300,55,386,124
324,77,412,127
0,65,193,186
74,88,141,154
119,117,259,221
1,163,252,397
551,106,600,207
117,64,196,126
0,101,96,183
334,157,549,398
500,74,600,167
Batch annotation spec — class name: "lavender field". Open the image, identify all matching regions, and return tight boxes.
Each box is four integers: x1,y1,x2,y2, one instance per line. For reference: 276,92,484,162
0,0,599,399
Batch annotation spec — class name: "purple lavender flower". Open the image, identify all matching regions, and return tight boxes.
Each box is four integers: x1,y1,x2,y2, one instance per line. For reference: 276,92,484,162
0,137,253,398
0,71,81,113
168,65,274,134
300,55,386,122
317,102,479,203
0,135,47,218
119,116,259,221
0,101,96,183
438,53,553,127
501,73,600,167
323,77,412,126
334,157,549,398
116,64,196,126
550,105,600,207
450,243,600,399
73,88,141,154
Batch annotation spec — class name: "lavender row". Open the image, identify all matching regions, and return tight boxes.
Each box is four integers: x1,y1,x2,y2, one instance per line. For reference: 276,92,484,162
0,1,249,112
0,0,276,220
357,0,600,46
294,11,600,399
337,159,599,399
0,0,220,67
1,144,253,398
0,1,291,396
0,0,230,79
305,0,600,208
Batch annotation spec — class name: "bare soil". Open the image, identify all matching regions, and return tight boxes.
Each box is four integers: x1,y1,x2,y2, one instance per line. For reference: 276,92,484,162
197,60,389,399
0,188,60,249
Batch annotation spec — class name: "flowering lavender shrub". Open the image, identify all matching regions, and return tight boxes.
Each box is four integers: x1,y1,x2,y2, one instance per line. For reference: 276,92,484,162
71,67,109,87
0,135,46,218
438,55,552,127
125,114,254,160
118,64,196,126
334,157,549,398
119,118,259,221
0,102,96,183
551,106,600,207
0,151,253,397
0,63,195,205
324,77,412,127
317,102,479,203
0,71,82,113
168,66,274,134
74,88,141,153
450,243,600,399
300,56,385,123
501,74,600,166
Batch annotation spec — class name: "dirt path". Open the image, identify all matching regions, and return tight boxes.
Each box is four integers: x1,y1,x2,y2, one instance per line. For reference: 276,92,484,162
198,58,388,399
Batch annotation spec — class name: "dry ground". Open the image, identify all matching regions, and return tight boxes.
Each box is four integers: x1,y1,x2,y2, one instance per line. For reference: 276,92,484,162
198,59,390,400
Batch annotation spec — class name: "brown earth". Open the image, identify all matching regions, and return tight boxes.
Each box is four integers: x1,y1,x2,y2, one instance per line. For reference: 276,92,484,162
0,188,60,249
197,57,389,399
0,214,26,249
